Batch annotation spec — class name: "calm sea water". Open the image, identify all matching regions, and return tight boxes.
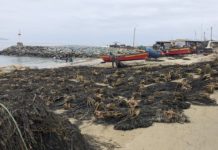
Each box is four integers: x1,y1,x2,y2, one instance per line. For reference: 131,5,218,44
0,55,83,69
0,42,88,69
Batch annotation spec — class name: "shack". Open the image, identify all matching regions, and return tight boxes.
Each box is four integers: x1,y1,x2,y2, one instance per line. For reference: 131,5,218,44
109,42,134,49
173,39,203,48
153,41,172,50
154,39,205,50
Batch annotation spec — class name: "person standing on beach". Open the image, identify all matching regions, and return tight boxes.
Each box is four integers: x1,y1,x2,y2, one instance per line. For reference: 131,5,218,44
109,52,116,68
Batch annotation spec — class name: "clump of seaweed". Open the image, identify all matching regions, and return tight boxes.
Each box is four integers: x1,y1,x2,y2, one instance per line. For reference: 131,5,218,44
0,99,90,150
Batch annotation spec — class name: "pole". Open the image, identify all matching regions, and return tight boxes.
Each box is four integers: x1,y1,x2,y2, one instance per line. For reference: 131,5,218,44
201,24,203,41
133,27,136,48
194,31,197,40
211,26,213,41
204,32,206,41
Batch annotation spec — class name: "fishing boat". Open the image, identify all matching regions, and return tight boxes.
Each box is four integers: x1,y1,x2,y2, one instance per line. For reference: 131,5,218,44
163,48,192,56
101,53,148,62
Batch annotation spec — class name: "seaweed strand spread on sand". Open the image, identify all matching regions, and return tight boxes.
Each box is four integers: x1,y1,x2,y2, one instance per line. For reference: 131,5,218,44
0,58,217,133
0,97,90,150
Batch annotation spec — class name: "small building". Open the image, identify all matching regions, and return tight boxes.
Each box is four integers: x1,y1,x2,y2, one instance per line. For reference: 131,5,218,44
173,39,203,48
154,39,206,50
153,41,172,50
109,42,134,49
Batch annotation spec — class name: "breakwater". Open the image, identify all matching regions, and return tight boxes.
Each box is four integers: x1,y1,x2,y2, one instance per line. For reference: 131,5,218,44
0,45,139,58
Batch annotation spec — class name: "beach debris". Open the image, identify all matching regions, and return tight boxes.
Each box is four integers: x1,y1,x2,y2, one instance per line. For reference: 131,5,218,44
205,84,215,93
204,64,212,74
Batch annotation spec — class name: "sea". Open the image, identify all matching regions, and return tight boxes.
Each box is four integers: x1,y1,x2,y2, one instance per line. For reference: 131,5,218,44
0,41,85,69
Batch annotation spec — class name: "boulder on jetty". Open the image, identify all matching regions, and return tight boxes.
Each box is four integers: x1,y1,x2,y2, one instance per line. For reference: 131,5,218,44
0,45,73,58
0,45,140,58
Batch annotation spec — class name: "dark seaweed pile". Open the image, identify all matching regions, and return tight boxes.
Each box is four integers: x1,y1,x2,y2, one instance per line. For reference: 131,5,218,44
0,97,90,150
0,61,218,131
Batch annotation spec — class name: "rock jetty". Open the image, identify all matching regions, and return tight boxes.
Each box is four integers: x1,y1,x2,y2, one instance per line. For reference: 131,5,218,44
0,45,140,58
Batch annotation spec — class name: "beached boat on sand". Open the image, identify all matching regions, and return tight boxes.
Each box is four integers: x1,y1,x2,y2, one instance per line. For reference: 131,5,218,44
101,53,149,62
163,48,192,56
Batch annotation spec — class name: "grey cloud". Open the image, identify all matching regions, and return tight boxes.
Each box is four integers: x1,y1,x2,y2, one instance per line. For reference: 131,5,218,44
0,0,217,46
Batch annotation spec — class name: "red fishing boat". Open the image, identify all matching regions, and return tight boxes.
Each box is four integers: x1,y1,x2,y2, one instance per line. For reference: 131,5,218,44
102,53,148,62
163,48,192,56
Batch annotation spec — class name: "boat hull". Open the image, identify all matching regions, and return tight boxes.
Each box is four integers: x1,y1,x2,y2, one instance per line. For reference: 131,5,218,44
163,48,192,56
102,53,148,62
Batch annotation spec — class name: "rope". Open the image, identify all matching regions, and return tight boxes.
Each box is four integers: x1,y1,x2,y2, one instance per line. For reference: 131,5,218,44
0,103,28,150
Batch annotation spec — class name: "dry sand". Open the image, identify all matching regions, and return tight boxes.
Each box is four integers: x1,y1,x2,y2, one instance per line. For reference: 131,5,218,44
75,91,218,150
0,65,28,76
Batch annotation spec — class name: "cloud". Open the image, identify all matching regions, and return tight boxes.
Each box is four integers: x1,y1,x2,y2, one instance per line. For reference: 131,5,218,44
0,0,217,46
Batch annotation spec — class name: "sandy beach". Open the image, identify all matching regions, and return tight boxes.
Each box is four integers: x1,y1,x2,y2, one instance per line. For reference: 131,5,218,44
1,0,218,149
77,91,218,150
1,53,218,150
67,53,218,150
71,53,218,150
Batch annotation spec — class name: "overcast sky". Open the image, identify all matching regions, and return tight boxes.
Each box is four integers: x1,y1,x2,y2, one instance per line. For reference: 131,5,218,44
0,0,217,46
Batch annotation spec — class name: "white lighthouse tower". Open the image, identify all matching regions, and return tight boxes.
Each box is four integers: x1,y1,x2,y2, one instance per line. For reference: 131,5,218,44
17,30,24,48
